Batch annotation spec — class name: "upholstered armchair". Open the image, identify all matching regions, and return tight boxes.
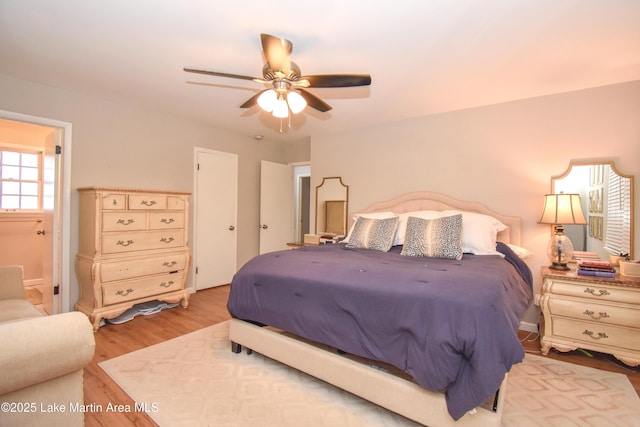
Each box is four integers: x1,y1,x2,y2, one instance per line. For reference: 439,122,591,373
0,265,95,427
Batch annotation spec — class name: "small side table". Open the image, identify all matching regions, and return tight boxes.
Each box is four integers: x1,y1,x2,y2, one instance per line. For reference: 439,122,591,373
539,266,640,366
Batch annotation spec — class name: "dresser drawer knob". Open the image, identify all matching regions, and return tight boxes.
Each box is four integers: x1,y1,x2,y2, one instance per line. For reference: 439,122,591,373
584,288,610,297
159,281,175,288
116,240,135,247
160,237,175,243
583,309,610,320
160,218,175,224
116,288,134,297
117,219,135,225
163,261,178,267
140,200,157,207
582,330,608,340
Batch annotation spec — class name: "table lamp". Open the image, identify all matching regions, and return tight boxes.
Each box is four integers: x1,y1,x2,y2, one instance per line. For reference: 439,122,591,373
538,193,587,270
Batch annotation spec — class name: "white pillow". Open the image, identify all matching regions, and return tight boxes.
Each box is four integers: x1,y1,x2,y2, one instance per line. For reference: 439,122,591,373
506,243,534,259
343,212,397,243
441,210,507,255
393,210,441,246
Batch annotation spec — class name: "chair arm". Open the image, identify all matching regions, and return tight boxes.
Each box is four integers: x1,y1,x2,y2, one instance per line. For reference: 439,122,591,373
0,312,95,396
0,265,26,301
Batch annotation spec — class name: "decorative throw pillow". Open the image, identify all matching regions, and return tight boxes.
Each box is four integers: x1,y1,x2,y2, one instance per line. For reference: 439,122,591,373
401,214,463,260
346,216,399,252
440,210,507,255
393,210,441,246
343,212,397,244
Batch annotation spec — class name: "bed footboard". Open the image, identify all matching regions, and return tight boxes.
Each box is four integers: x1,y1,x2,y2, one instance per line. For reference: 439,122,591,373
229,318,505,427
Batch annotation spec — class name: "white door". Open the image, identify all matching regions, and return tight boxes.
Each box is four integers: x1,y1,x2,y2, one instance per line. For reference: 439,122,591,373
259,160,293,254
194,149,237,290
41,128,60,314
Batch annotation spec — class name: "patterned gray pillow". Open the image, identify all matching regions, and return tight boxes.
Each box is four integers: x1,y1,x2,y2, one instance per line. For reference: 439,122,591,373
346,216,399,252
401,214,463,260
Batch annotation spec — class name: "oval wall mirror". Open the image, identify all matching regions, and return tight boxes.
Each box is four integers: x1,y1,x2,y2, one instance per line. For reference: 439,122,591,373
315,177,349,235
551,161,634,260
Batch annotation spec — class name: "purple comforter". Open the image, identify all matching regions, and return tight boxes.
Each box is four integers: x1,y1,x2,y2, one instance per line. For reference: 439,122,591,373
227,242,533,420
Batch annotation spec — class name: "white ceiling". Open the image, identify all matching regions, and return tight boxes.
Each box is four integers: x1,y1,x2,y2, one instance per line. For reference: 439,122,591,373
1,0,639,143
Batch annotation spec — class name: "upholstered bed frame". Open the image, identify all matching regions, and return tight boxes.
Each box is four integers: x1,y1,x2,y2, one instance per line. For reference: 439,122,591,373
229,191,522,427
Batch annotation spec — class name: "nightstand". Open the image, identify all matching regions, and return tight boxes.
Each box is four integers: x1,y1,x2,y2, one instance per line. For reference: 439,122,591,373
540,266,640,366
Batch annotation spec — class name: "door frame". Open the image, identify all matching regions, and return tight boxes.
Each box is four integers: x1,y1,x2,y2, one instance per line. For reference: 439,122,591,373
0,109,72,313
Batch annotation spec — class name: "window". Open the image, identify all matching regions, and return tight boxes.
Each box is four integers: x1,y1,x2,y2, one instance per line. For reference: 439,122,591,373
0,147,42,212
604,168,631,256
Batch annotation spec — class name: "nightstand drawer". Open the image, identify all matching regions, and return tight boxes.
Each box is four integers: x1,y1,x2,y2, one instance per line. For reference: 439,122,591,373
547,298,640,328
102,272,184,305
544,279,640,304
551,317,640,351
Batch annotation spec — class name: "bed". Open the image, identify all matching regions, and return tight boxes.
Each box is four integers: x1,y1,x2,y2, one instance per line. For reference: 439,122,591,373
227,191,533,426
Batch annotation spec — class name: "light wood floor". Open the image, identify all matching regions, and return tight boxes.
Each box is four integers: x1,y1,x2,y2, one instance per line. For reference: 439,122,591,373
84,285,640,427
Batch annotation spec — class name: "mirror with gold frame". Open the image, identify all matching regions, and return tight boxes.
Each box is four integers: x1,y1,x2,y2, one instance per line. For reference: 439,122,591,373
551,161,634,260
315,177,349,235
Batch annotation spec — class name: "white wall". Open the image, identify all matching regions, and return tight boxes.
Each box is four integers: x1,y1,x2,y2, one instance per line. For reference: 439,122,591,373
0,73,310,308
311,80,640,325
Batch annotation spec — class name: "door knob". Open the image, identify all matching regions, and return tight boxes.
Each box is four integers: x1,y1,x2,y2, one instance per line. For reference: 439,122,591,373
37,230,46,235
260,224,268,229
228,225,235,231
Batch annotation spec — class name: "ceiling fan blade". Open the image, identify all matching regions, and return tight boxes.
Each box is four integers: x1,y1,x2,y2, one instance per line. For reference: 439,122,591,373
260,33,292,74
303,74,372,88
298,89,332,112
239,89,270,109
184,68,259,82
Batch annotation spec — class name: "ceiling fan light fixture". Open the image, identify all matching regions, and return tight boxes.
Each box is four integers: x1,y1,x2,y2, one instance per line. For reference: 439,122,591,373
272,98,289,118
257,89,277,112
287,91,307,114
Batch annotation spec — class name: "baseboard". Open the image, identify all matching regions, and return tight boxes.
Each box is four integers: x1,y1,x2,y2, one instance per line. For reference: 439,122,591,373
23,278,42,287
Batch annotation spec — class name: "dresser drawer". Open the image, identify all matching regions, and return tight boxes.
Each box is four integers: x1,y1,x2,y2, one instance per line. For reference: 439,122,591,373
167,195,186,210
102,230,185,254
102,272,184,305
102,212,147,232
149,212,185,229
128,194,167,210
101,193,127,210
99,253,188,282
547,297,640,328
544,279,640,304
551,317,640,351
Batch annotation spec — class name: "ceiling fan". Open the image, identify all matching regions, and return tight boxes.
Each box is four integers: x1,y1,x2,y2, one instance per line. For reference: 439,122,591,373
184,33,372,119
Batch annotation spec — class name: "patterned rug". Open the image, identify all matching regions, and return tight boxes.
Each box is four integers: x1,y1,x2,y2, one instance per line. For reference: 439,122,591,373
99,321,640,427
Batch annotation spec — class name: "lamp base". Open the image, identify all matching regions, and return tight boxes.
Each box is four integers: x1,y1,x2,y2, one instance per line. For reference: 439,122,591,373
550,262,571,271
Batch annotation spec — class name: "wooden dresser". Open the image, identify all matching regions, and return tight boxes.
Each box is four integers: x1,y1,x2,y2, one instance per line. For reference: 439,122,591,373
75,187,191,330
540,266,640,366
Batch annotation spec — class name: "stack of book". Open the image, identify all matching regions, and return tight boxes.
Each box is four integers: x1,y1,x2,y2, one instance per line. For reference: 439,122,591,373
577,260,616,278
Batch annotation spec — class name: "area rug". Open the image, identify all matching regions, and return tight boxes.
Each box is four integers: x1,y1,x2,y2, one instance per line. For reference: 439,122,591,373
99,321,640,427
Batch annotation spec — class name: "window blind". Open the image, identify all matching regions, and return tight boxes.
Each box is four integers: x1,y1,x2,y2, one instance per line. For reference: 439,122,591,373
604,169,631,256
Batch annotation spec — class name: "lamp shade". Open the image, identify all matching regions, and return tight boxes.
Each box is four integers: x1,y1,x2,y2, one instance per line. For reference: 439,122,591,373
257,89,277,112
287,91,307,114
272,98,289,118
538,193,587,225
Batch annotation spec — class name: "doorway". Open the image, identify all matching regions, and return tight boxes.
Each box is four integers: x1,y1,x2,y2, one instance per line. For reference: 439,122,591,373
0,111,72,314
